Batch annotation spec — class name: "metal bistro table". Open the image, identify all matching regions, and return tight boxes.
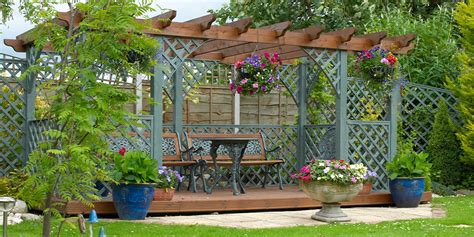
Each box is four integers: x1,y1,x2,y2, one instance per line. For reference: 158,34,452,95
205,137,252,196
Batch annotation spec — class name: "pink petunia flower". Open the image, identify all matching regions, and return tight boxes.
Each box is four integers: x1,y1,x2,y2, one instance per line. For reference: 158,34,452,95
252,83,259,89
236,86,243,94
241,79,248,84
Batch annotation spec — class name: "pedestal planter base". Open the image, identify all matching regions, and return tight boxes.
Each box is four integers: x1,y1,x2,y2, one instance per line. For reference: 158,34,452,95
311,202,350,222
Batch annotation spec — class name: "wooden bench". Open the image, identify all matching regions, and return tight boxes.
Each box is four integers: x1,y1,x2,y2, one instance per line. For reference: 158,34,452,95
184,132,284,191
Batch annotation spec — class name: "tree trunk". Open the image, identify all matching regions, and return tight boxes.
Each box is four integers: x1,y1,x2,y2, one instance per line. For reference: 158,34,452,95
42,192,53,237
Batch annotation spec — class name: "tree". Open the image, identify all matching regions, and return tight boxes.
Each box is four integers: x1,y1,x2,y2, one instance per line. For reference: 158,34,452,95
427,100,463,186
449,1,474,165
12,1,158,236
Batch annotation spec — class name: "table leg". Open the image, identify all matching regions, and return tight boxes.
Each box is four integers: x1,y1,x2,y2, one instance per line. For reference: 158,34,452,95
227,143,247,196
206,143,221,194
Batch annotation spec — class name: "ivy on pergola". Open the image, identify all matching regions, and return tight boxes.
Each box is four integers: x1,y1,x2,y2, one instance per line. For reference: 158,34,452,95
4,10,415,60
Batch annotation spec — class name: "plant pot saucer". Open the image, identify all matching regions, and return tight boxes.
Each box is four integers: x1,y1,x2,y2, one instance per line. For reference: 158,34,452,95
311,202,350,223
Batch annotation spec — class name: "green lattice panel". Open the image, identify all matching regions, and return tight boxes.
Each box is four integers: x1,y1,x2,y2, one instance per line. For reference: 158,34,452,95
347,78,388,121
304,125,336,162
156,37,205,101
401,82,458,151
1,53,27,176
348,121,390,191
304,49,342,95
306,64,336,124
183,125,298,186
278,64,299,104
182,60,219,96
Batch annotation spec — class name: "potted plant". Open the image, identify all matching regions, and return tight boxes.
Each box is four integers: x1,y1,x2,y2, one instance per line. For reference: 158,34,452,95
360,170,378,195
111,147,158,220
292,159,367,222
354,47,398,91
229,52,282,96
386,141,432,208
153,166,183,201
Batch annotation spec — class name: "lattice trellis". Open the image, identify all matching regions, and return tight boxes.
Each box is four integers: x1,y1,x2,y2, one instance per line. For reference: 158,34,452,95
182,60,219,95
183,125,298,186
347,78,388,121
1,54,27,175
278,64,299,104
305,64,336,124
304,48,342,95
348,121,390,190
156,37,205,101
304,125,336,162
401,82,458,151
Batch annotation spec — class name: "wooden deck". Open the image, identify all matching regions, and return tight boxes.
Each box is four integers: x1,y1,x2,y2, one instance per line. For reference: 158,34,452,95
64,186,432,215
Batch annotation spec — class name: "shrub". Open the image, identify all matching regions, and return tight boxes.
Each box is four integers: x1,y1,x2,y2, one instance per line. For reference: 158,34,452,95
427,100,464,187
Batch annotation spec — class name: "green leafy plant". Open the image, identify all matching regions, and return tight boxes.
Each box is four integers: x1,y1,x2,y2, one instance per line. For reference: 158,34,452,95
112,149,158,184
387,141,432,180
0,170,29,198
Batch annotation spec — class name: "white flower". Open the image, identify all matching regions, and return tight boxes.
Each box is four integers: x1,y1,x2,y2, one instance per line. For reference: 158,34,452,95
317,177,321,180
323,167,330,173
319,162,325,167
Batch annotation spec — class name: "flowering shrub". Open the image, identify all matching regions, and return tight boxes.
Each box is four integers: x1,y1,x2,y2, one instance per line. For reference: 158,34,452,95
230,52,282,96
292,159,367,185
355,47,398,90
155,166,183,189
363,171,378,184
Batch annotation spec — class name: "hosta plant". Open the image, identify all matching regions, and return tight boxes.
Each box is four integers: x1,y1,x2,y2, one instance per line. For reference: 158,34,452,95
112,148,158,184
387,141,432,179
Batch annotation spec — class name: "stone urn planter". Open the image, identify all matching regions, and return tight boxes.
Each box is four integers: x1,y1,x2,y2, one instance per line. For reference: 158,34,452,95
300,181,362,222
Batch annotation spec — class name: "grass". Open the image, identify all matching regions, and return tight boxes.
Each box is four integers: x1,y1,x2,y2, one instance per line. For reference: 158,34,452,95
8,195,474,237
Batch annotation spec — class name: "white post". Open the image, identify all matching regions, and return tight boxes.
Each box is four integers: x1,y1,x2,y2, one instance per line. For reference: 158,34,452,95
234,93,240,134
135,74,144,114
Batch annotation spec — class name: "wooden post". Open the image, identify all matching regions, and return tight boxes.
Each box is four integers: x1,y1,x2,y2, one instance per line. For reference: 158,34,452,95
23,46,40,165
388,82,400,159
151,38,164,167
335,51,349,161
173,64,184,136
296,63,307,170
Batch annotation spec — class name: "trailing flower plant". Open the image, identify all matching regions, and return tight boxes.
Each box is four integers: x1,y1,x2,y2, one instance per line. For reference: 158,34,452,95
230,52,282,96
292,159,367,185
155,166,183,189
355,47,398,90
363,171,378,184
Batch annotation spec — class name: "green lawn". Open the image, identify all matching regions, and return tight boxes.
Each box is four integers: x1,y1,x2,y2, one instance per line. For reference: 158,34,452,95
8,195,474,237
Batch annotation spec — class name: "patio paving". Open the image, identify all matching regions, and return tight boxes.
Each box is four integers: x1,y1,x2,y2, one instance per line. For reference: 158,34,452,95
132,204,444,229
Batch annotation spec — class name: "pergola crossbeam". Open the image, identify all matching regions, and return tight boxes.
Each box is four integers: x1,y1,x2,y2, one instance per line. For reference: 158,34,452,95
185,14,217,31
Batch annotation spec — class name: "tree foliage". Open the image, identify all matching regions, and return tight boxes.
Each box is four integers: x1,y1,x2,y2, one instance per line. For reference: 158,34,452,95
427,100,464,187
449,1,474,166
14,1,159,236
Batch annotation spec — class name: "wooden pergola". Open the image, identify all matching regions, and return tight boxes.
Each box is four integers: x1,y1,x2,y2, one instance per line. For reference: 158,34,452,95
4,10,416,192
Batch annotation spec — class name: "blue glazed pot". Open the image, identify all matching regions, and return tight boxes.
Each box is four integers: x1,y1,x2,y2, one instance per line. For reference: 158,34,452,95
389,177,425,208
112,183,155,220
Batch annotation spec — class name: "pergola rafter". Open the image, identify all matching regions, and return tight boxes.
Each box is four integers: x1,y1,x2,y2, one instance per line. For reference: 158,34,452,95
4,10,416,59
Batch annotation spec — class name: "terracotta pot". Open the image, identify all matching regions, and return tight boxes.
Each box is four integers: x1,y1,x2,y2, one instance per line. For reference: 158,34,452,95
359,183,373,195
153,188,175,201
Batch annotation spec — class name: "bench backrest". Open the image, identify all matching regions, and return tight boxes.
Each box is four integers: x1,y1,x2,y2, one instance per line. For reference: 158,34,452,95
185,133,266,161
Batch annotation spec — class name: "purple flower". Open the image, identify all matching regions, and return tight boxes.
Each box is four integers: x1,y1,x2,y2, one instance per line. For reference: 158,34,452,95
351,176,357,183
261,85,267,91
275,85,281,90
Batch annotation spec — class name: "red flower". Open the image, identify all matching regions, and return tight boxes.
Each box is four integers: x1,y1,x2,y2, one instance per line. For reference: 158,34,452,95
119,147,126,156
339,160,345,163
236,86,243,94
263,52,270,59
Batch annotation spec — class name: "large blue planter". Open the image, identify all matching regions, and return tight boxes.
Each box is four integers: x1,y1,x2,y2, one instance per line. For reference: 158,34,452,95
112,183,155,220
389,177,425,208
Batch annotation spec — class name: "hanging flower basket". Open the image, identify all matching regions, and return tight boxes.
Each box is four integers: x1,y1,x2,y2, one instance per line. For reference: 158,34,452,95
229,52,282,96
355,47,398,90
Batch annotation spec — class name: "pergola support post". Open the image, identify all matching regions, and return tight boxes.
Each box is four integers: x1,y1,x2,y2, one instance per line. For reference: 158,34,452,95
23,46,40,165
296,63,307,170
388,83,400,159
151,39,164,167
173,64,184,136
335,51,349,161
